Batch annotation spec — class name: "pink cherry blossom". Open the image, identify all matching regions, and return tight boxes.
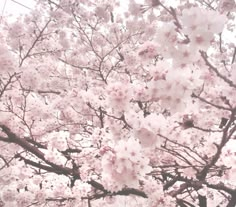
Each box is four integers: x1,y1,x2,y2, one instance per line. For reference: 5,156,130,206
0,0,235,206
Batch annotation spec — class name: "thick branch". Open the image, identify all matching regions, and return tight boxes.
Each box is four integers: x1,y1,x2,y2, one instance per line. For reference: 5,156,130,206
197,109,236,180
226,193,236,207
0,125,45,160
1,125,147,200
200,51,236,88
192,93,231,111
198,195,207,207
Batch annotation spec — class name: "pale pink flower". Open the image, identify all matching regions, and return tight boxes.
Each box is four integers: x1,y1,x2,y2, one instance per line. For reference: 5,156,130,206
138,41,158,61
219,0,236,13
106,81,132,111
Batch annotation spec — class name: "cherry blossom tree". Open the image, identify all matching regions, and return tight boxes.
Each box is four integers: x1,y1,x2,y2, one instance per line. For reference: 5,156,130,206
0,0,236,206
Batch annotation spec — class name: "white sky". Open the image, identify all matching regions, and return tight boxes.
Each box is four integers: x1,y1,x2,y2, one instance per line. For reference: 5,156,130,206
0,0,235,43
0,0,178,17
0,0,35,17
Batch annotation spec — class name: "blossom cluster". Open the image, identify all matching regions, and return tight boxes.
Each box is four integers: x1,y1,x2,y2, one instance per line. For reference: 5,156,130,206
101,138,151,192
180,7,227,50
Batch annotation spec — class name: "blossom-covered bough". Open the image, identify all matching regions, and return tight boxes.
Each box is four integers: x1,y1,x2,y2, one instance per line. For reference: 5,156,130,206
0,0,236,206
